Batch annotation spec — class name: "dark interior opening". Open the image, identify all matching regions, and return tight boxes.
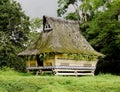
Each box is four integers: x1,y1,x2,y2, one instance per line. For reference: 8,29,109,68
37,55,43,66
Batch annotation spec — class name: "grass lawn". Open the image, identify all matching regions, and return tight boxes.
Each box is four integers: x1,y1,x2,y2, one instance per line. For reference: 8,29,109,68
0,70,120,92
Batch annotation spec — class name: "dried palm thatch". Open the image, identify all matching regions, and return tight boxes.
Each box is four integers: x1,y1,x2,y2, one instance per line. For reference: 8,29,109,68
18,16,102,56
18,49,38,56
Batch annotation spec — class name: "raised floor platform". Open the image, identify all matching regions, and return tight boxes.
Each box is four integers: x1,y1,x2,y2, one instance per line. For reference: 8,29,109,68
27,66,96,76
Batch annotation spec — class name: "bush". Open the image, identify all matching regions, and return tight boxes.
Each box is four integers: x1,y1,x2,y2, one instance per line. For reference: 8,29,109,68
0,57,26,72
95,56,120,75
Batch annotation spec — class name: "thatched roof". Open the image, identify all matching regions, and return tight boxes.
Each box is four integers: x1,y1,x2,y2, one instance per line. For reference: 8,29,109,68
18,49,39,56
18,16,102,56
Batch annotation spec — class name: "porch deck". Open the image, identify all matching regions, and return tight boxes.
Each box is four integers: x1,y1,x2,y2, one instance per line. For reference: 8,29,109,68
27,66,96,76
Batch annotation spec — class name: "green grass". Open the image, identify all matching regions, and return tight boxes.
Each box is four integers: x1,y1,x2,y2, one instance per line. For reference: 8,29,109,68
0,70,120,92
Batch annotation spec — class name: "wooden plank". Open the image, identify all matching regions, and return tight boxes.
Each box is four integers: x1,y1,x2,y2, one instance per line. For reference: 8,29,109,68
54,68,94,76
55,73,77,76
55,73,94,76
54,69,94,72
27,66,96,70
54,66,95,70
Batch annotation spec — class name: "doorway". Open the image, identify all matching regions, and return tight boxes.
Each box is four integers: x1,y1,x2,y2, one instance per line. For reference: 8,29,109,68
37,55,43,66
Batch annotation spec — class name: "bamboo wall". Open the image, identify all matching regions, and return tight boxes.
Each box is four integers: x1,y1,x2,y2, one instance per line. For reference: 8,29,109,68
44,58,55,66
26,54,97,67
55,59,96,67
55,54,97,67
26,60,38,67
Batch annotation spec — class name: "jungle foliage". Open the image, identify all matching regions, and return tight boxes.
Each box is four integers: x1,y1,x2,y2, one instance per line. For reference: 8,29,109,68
57,0,120,75
0,0,30,71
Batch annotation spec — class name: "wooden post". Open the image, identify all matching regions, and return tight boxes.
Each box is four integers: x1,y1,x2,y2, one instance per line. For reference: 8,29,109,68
74,70,78,77
36,70,42,75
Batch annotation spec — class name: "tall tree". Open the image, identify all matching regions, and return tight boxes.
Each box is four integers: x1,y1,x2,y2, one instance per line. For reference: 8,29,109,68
57,0,112,22
0,0,30,71
86,0,120,58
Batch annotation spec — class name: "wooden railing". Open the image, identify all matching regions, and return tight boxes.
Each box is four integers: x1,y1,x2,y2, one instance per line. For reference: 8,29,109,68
27,66,96,76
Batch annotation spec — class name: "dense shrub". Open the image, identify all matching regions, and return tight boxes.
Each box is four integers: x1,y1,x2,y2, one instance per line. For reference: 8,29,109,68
0,57,26,72
95,56,120,75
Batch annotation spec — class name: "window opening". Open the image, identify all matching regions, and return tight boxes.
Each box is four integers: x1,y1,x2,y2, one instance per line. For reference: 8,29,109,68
43,16,53,32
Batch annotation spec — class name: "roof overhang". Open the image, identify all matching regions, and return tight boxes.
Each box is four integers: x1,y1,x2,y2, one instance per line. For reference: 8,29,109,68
18,49,39,56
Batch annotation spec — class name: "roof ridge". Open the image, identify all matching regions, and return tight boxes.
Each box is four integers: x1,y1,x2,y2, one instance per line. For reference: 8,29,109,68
43,15,79,24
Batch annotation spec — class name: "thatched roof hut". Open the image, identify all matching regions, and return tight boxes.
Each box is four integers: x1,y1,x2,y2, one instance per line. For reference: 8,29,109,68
18,16,103,76
18,16,101,56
